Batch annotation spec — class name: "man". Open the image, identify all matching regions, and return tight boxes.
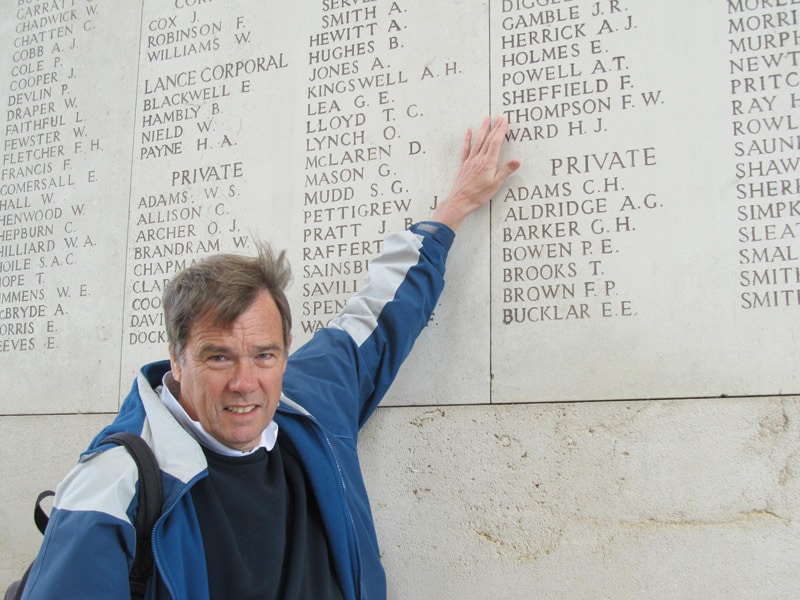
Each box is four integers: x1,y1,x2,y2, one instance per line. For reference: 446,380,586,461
20,117,520,599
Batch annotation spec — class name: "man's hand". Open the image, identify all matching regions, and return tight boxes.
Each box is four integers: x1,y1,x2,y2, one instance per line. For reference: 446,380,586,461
431,116,521,232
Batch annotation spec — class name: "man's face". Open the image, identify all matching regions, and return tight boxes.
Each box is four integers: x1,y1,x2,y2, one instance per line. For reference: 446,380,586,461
170,290,289,452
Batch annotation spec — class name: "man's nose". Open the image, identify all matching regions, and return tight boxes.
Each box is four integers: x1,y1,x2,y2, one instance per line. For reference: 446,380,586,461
229,360,259,394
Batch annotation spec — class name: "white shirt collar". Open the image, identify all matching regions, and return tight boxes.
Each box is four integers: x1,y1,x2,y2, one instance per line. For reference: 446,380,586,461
159,371,279,457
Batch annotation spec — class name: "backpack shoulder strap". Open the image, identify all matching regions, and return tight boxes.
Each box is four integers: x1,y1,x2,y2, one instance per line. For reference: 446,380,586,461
14,433,163,600
100,432,163,599
33,490,55,535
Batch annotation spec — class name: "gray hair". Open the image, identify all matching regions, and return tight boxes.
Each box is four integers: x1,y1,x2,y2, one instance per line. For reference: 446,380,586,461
163,242,292,361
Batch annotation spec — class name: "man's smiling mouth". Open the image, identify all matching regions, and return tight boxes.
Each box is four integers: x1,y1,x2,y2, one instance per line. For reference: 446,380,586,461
226,406,256,414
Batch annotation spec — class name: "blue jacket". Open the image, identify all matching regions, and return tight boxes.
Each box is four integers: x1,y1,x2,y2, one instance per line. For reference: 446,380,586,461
21,223,454,599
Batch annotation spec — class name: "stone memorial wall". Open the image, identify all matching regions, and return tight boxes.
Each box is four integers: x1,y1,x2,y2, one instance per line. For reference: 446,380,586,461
2,1,800,597
2,1,798,412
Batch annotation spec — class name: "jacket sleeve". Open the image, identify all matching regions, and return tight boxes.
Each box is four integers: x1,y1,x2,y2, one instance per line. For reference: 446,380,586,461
283,222,455,433
21,446,142,599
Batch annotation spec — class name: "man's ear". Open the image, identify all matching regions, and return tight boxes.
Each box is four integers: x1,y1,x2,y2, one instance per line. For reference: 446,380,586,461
169,344,182,382
283,336,293,373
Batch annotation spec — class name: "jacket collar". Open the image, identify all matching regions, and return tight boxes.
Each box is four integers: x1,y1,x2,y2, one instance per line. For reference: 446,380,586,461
138,360,208,484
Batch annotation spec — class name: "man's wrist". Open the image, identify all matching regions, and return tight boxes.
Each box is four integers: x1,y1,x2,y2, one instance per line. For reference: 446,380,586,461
409,221,456,247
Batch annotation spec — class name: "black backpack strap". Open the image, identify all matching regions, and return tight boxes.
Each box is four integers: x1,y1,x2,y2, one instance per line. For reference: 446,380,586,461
100,432,163,600
33,490,55,535
7,492,57,600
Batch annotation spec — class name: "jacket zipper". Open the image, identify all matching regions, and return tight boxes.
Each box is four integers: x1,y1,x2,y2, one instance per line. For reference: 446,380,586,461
151,472,207,600
281,403,363,599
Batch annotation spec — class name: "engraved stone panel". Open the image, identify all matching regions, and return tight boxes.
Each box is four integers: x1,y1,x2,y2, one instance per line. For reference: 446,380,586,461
1,1,140,413
491,1,800,401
